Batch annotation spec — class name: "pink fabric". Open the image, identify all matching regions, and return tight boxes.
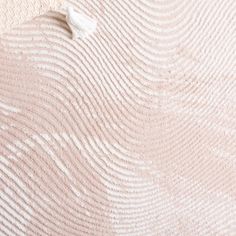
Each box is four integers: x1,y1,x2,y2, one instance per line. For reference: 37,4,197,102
0,0,236,235
0,0,63,34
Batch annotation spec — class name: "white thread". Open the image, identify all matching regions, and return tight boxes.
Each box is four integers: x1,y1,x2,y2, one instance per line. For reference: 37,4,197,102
59,4,97,40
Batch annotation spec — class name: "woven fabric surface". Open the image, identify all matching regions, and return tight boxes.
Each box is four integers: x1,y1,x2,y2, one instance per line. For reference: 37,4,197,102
0,0,236,235
0,0,63,34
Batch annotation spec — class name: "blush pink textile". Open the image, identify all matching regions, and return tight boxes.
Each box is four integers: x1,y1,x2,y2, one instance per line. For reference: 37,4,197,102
0,0,236,235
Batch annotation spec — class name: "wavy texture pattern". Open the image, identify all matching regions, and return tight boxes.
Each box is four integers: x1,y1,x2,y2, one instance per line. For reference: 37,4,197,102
0,0,236,235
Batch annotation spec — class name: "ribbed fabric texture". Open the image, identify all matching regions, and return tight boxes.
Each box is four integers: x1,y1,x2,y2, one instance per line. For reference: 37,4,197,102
0,0,236,235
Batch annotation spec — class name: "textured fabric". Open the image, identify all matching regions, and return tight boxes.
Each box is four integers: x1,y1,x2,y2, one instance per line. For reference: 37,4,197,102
0,0,63,34
0,0,236,235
